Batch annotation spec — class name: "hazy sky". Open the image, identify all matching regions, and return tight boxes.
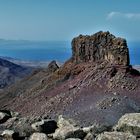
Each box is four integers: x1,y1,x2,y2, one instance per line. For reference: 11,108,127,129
0,0,140,41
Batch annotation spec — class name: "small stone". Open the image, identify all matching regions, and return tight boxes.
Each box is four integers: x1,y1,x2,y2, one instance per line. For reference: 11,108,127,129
121,85,125,89
124,96,128,99
113,92,117,96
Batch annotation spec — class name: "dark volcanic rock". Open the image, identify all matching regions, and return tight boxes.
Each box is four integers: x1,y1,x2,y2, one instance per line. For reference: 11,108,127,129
72,31,129,66
47,60,59,73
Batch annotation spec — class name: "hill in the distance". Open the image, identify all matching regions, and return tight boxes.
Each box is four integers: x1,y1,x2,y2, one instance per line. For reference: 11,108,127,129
0,58,33,89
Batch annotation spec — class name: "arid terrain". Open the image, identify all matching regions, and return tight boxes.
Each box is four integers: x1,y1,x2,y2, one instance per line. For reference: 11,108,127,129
0,31,139,129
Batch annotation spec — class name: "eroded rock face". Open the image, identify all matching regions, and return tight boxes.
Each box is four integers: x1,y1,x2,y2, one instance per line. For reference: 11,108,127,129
72,31,130,66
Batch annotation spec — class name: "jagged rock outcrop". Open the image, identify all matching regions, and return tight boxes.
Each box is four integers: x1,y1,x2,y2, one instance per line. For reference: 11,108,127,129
47,60,59,73
72,31,130,66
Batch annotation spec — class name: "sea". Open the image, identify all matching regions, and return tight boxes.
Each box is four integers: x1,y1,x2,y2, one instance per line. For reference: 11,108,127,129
0,40,139,65
128,42,140,65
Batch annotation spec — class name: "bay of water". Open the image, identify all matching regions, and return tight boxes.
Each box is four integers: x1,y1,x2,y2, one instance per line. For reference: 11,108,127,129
0,41,139,65
0,41,72,62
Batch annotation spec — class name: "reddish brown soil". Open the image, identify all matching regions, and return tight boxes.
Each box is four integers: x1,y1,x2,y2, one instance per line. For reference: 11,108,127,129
0,61,140,127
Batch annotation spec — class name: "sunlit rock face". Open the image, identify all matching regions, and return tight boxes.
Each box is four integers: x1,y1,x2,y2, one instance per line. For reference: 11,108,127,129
71,31,130,66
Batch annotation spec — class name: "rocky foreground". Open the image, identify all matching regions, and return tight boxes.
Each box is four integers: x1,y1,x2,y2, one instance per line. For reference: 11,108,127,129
0,110,140,140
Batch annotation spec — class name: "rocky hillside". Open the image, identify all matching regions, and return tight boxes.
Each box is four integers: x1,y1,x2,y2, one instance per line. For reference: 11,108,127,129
0,58,33,89
0,31,140,128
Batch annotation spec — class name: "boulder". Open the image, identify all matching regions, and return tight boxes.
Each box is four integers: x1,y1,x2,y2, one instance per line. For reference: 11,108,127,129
31,120,44,132
31,119,57,134
71,31,129,66
29,133,48,140
10,111,20,118
0,117,33,138
57,115,77,128
96,132,136,140
114,113,140,137
0,111,11,124
1,130,19,140
82,123,111,135
53,127,86,140
1,117,18,129
84,132,94,140
53,116,86,140
11,117,33,137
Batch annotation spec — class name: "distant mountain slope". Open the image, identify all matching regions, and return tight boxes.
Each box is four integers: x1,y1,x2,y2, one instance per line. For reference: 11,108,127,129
0,56,62,68
0,58,33,89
